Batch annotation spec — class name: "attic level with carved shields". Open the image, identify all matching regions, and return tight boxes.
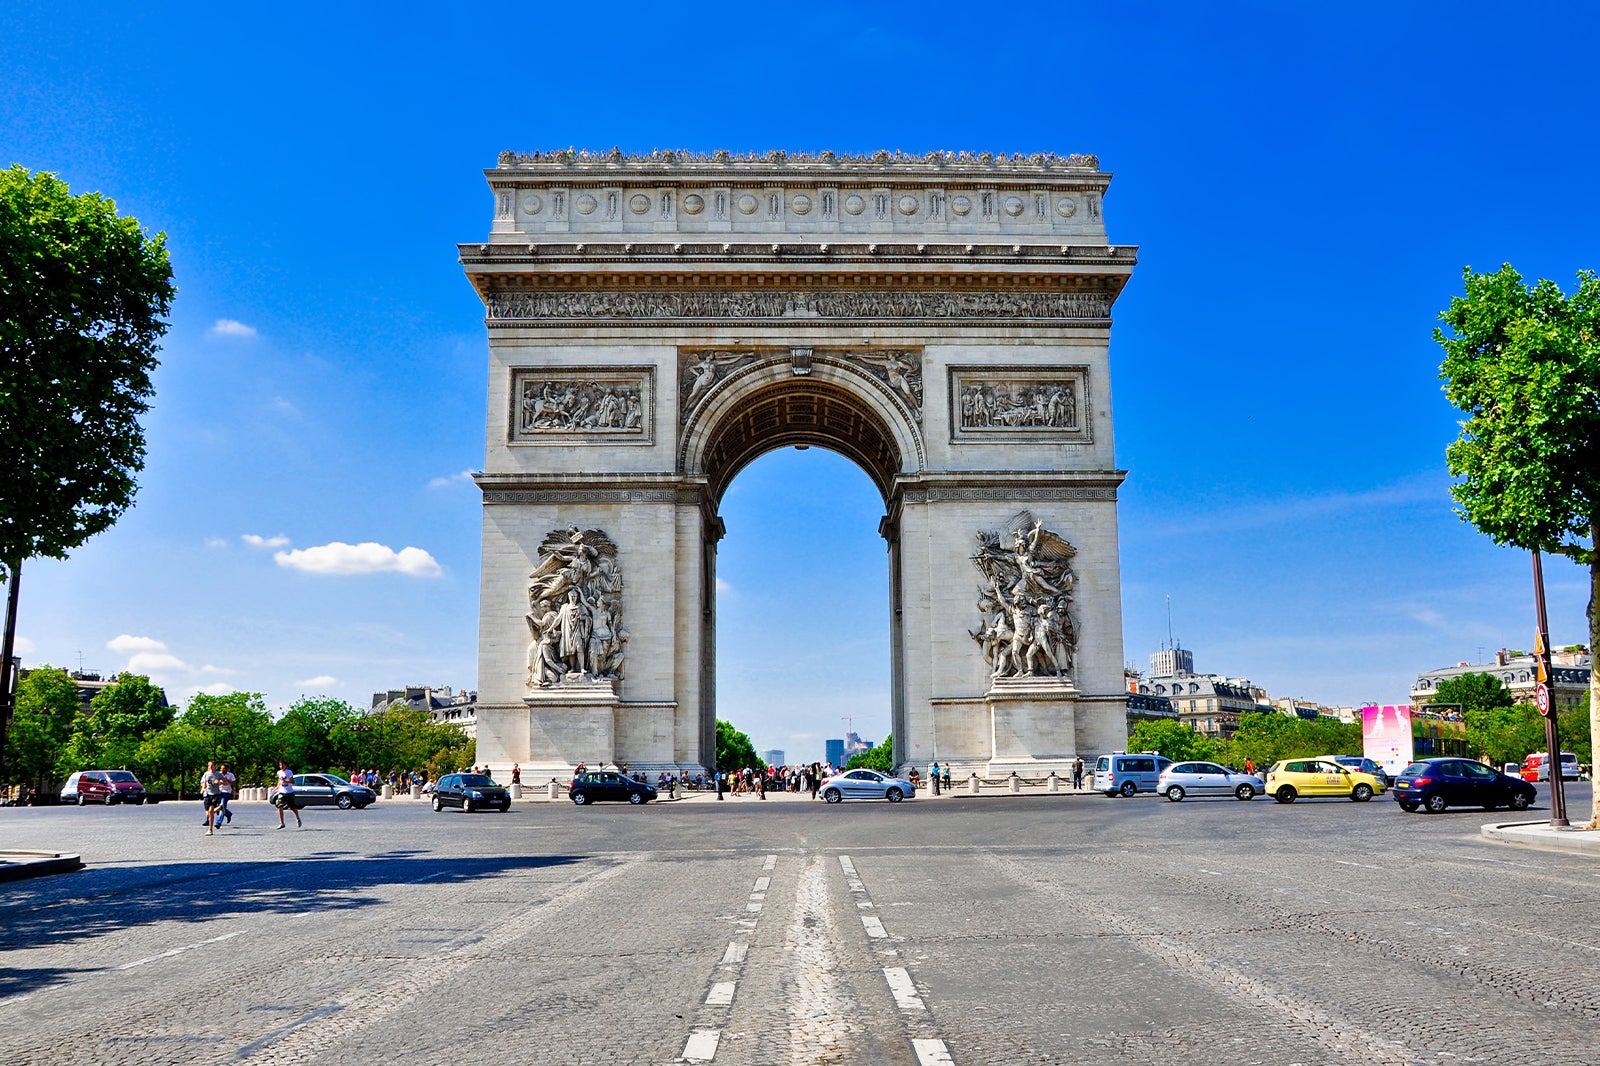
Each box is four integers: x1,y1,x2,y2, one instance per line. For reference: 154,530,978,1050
460,148,1137,781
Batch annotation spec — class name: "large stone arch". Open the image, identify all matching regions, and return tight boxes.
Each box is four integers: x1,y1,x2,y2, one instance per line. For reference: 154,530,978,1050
463,149,1136,781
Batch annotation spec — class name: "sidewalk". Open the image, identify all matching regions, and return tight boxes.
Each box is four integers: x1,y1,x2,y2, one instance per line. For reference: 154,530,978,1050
1480,820,1600,857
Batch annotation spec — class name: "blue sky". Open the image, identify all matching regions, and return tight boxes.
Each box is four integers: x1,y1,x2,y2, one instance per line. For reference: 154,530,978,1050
4,3,1595,766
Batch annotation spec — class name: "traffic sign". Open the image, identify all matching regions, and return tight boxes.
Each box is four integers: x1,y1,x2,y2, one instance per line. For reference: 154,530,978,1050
1535,683,1551,716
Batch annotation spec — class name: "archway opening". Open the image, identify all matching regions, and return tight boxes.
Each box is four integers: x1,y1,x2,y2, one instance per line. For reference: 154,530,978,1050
714,446,891,772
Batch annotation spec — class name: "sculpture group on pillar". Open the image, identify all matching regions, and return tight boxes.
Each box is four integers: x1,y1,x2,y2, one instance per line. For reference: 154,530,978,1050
970,512,1077,682
526,527,627,688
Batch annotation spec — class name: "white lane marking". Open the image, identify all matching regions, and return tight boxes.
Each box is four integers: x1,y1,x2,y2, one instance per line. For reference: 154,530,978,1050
762,854,777,871
746,902,763,913
705,981,736,1006
883,967,925,1012
116,931,243,970
410,870,450,883
721,942,747,965
1198,869,1226,876
914,1038,954,1065
838,856,858,877
682,1029,721,1060
753,876,771,892
861,916,887,939
1334,860,1382,871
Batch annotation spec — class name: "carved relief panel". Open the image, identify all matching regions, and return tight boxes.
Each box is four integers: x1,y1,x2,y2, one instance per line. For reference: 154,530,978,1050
508,367,654,445
677,348,924,427
949,366,1090,444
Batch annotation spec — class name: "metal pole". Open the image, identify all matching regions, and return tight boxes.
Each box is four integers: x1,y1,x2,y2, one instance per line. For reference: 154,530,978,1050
0,556,23,789
1532,551,1568,828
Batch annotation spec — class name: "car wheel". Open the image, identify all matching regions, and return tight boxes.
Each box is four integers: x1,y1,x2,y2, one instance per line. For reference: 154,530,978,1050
1399,801,1419,812
1119,781,1137,798
628,792,643,805
886,788,904,802
571,791,588,805
432,797,443,812
136,797,147,805
1351,784,1373,802
1275,786,1297,804
1234,784,1255,801
823,788,842,804
1509,792,1532,811
464,798,476,813
1165,786,1185,802
336,794,354,810
1424,793,1448,814
77,794,86,807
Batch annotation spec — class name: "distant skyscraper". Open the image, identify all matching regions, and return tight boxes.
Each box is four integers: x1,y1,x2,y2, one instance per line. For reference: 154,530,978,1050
825,738,845,767
1150,644,1194,677
761,749,785,767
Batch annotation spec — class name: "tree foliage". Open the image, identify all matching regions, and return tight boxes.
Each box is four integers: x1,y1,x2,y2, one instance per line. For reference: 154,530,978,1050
0,166,175,564
1463,702,1547,768
1227,712,1362,768
5,667,80,787
1436,264,1600,826
845,734,895,772
715,719,764,772
1127,719,1226,764
1431,672,1514,716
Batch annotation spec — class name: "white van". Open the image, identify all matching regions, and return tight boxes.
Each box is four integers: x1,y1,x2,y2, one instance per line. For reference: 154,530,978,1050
1093,753,1174,797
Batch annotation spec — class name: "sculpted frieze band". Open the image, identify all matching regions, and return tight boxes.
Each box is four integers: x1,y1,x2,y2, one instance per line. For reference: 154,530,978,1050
509,368,653,444
950,366,1091,444
488,289,1112,322
677,348,924,426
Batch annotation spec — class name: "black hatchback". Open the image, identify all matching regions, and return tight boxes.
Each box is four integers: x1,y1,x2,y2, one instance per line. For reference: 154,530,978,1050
432,773,511,813
1392,758,1536,814
569,770,657,805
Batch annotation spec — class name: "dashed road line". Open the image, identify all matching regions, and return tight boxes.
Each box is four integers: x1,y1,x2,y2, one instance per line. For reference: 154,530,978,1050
676,856,774,1061
861,915,888,939
883,967,925,1011
913,1038,955,1065
681,1029,720,1061
117,930,244,970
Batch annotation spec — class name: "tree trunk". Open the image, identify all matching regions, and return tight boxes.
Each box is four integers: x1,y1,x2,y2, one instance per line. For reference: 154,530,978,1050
1589,522,1599,831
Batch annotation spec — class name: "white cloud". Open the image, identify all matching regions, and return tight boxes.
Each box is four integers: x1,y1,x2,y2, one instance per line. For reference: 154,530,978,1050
108,634,167,654
242,533,291,549
427,470,476,490
204,536,229,549
128,651,190,673
274,541,442,578
295,675,339,688
715,577,733,594
14,636,35,654
271,397,301,417
196,682,235,696
208,318,258,339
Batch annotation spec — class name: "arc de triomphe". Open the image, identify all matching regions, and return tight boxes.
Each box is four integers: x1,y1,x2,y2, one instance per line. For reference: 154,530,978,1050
461,149,1136,779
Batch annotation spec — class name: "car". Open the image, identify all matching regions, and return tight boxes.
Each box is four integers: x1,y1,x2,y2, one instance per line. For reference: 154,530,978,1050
432,772,511,813
1329,755,1393,788
60,770,149,806
1093,753,1174,797
569,770,658,805
1157,761,1265,802
818,768,917,803
284,773,377,809
1264,758,1385,804
1520,751,1581,782
1392,758,1536,814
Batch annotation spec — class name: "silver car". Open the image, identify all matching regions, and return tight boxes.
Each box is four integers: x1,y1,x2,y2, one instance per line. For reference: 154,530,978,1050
819,769,916,803
1157,761,1265,802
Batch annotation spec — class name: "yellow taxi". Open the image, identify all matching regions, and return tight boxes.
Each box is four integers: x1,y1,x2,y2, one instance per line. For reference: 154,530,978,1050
1264,757,1386,804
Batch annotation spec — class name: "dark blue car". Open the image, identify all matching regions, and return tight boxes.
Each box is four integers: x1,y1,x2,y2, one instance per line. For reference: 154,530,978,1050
1392,758,1535,814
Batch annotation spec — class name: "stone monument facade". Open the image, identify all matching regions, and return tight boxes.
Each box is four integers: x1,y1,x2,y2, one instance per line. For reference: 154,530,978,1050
462,149,1136,779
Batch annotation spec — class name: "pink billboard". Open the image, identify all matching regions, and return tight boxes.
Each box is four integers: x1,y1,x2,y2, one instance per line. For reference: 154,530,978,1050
1362,705,1414,779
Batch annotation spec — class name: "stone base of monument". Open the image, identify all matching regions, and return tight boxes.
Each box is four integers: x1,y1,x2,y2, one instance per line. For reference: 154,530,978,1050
518,681,620,774
984,676,1078,778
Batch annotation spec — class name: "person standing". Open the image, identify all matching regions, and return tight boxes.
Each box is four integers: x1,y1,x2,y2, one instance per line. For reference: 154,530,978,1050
931,760,941,796
943,764,952,792
200,760,224,835
1071,755,1084,790
217,762,236,824
275,760,301,829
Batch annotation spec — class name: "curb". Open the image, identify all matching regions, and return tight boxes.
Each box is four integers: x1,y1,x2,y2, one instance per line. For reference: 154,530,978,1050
0,850,84,883
1480,820,1600,858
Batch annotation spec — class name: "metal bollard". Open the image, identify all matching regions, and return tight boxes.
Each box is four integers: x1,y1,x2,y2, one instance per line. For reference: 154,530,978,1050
968,774,980,795
547,779,559,800
1009,773,1021,794
411,782,422,799
382,784,393,799
511,782,522,800
1048,773,1060,793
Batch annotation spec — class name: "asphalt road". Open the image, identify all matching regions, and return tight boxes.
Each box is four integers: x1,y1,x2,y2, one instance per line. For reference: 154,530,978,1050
1,782,1596,1066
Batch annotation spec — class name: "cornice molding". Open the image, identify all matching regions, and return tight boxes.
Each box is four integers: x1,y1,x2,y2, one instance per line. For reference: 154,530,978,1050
493,148,1104,176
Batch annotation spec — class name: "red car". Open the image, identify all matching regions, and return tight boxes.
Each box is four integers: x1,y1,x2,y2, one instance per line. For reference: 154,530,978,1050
61,770,149,805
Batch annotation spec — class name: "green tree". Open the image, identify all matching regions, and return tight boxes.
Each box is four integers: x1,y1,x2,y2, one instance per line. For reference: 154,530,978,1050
59,673,172,773
715,719,764,772
1558,693,1592,767
134,719,208,797
5,667,80,790
845,734,895,772
1463,703,1546,767
1436,264,1600,827
1128,719,1226,764
273,696,363,773
1227,712,1361,769
180,692,275,785
0,167,176,769
1431,672,1514,716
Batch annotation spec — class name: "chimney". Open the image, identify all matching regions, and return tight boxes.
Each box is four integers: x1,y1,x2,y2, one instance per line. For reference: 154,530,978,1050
1496,648,1508,666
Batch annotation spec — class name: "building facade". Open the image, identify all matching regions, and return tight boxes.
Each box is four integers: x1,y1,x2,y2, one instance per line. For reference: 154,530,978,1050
1411,648,1591,715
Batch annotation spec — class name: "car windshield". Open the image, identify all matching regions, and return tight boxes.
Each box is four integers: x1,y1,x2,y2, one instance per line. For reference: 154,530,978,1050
458,774,494,786
319,774,352,786
1399,762,1430,776
106,771,139,783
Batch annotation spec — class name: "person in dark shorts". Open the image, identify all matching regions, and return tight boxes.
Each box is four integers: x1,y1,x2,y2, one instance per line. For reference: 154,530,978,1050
201,761,224,835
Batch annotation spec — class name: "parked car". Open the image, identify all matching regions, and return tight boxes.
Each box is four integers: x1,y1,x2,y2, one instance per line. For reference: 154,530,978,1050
1329,755,1393,787
1157,761,1264,802
569,770,658,805
281,773,376,810
1093,753,1173,797
818,768,917,803
432,772,511,813
61,770,149,806
1519,751,1581,782
1392,758,1535,814
1264,758,1385,803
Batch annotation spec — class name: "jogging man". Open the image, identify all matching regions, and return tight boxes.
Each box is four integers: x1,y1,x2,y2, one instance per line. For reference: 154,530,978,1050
217,762,236,824
201,761,224,835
